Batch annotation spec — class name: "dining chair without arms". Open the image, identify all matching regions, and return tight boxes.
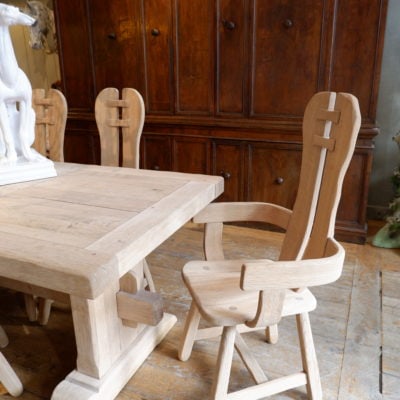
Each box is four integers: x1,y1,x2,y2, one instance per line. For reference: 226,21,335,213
95,87,156,298
23,88,68,326
96,87,144,169
0,326,23,397
178,91,361,399
32,88,67,162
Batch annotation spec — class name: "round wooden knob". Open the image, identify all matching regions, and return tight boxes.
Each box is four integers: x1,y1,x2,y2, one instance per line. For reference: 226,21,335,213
153,165,160,171
223,20,236,30
283,19,293,28
221,171,231,179
275,177,284,184
151,28,160,36
107,33,117,40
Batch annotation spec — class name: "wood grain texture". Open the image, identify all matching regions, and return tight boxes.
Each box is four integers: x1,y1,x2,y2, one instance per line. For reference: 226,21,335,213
95,87,145,168
0,163,223,398
177,91,360,399
54,0,388,244
0,223,398,399
32,88,67,162
0,163,223,299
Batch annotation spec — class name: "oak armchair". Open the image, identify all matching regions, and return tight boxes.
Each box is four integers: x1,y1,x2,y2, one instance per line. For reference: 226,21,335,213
178,92,361,399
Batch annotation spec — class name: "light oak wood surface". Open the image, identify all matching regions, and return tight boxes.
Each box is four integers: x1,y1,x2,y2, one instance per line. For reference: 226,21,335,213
26,88,68,326
0,222,398,399
178,92,361,399
32,88,67,163
0,162,223,399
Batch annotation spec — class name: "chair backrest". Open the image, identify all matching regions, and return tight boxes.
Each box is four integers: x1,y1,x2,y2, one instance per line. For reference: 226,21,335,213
279,92,361,261
241,92,360,328
95,87,145,168
32,88,67,162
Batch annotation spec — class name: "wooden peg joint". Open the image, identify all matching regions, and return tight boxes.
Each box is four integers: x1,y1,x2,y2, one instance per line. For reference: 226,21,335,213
316,109,341,123
34,98,53,106
108,119,130,127
35,117,55,125
106,99,129,108
312,135,336,151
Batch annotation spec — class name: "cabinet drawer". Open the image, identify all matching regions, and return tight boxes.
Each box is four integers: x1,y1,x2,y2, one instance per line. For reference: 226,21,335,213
142,134,172,171
172,137,210,174
246,143,302,208
212,141,244,202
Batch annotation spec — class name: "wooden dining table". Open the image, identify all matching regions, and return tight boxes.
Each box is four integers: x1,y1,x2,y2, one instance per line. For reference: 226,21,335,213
0,162,223,399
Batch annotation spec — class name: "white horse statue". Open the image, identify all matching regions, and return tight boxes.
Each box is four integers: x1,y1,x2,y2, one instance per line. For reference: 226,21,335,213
0,3,39,164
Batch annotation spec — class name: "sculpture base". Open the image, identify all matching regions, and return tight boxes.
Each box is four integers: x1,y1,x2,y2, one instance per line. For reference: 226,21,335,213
0,155,57,186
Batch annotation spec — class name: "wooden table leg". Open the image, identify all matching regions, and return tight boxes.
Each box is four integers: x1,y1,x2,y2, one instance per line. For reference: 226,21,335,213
51,281,176,399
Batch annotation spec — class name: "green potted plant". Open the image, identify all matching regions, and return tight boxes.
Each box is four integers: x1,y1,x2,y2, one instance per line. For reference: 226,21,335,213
372,132,400,248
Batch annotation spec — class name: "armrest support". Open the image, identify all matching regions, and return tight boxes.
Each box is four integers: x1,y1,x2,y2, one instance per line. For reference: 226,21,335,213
198,202,292,261
194,202,292,230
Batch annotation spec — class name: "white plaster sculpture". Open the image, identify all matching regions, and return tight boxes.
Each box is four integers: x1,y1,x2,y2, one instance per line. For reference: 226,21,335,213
0,3,56,185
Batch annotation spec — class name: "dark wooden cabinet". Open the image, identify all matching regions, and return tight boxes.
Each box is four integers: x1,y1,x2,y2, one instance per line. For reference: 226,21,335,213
246,143,303,207
141,135,172,172
54,0,388,243
212,141,244,202
172,136,210,174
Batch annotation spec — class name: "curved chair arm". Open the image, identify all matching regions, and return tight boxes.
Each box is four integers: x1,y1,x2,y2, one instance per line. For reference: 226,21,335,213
194,202,292,261
241,238,344,328
240,238,344,290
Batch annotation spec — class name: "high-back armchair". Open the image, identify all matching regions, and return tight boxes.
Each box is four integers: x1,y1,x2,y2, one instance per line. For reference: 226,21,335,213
178,92,361,399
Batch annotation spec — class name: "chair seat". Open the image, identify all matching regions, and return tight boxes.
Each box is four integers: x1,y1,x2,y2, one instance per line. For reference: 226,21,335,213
182,259,317,326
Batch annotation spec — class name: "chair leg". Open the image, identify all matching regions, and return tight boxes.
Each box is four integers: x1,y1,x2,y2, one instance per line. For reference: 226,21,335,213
0,352,23,397
296,312,322,400
234,332,267,384
24,294,37,322
37,298,54,325
178,302,201,361
143,258,156,292
0,326,8,348
265,324,279,344
211,326,236,400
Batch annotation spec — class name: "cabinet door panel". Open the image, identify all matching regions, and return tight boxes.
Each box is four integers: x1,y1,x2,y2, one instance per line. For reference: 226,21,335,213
212,141,244,202
172,137,210,174
144,0,174,113
54,0,94,110
64,132,99,165
246,143,302,208
216,0,248,115
89,0,145,94
330,0,387,120
175,0,214,113
251,0,325,116
142,135,172,171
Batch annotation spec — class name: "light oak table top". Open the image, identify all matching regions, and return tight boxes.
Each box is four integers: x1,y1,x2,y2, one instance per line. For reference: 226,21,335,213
0,162,223,399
